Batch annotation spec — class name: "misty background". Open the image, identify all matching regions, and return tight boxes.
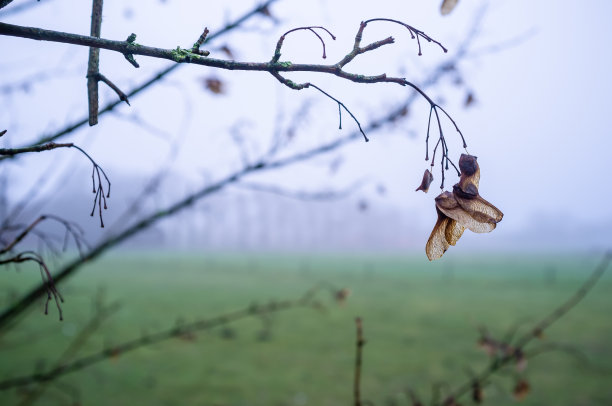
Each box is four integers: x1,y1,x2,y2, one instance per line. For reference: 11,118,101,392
1,0,611,255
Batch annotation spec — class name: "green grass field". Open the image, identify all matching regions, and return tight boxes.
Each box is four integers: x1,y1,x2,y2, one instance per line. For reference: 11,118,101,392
1,253,611,405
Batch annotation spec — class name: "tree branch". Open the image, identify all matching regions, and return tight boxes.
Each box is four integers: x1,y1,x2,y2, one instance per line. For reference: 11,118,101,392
0,286,329,390
0,0,15,11
0,20,437,86
1,0,281,152
436,252,612,405
0,141,74,157
86,0,103,126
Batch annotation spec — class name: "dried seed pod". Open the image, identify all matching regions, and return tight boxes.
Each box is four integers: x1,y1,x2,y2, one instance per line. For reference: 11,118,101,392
441,0,459,15
436,192,496,233
457,153,480,194
453,186,503,225
415,169,434,193
445,218,465,246
424,155,502,259
426,208,451,261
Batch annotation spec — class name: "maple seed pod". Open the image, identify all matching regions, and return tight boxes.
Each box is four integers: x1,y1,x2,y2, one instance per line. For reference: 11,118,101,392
441,0,459,15
415,169,434,193
459,153,478,175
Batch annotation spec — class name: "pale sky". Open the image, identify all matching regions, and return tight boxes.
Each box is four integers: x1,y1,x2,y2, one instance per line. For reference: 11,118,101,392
1,0,611,253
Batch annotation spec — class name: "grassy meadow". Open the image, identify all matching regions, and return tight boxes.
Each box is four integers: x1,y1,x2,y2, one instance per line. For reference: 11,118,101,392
1,253,611,405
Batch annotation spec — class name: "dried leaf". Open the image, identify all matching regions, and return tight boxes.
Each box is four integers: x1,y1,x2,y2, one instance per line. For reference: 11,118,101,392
464,91,475,108
203,77,225,95
334,288,351,306
415,169,434,193
426,208,451,261
219,45,234,59
513,380,530,400
441,0,459,15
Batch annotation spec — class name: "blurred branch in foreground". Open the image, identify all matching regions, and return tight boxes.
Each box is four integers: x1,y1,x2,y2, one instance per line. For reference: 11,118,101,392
0,283,344,391
397,252,611,405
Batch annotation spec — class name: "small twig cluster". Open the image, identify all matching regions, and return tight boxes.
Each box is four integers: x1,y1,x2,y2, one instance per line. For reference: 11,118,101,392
0,214,89,320
0,251,64,320
0,136,111,228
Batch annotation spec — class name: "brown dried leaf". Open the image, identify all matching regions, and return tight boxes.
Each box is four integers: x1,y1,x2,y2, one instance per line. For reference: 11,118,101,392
426,208,451,261
441,0,459,15
513,380,530,400
219,45,234,59
203,77,225,95
464,91,475,108
415,169,434,193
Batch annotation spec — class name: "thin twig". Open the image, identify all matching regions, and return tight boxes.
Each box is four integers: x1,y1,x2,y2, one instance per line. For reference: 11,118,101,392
0,214,85,256
95,73,130,105
354,317,365,406
16,300,120,406
234,179,366,201
0,251,64,320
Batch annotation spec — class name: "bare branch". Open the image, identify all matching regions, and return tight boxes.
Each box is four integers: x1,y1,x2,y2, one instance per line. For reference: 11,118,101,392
0,214,85,256
2,0,281,152
16,299,120,406
234,179,366,201
0,0,15,11
0,0,54,17
0,141,74,157
436,252,612,405
86,0,104,126
0,286,331,390
0,251,64,320
0,16,452,146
